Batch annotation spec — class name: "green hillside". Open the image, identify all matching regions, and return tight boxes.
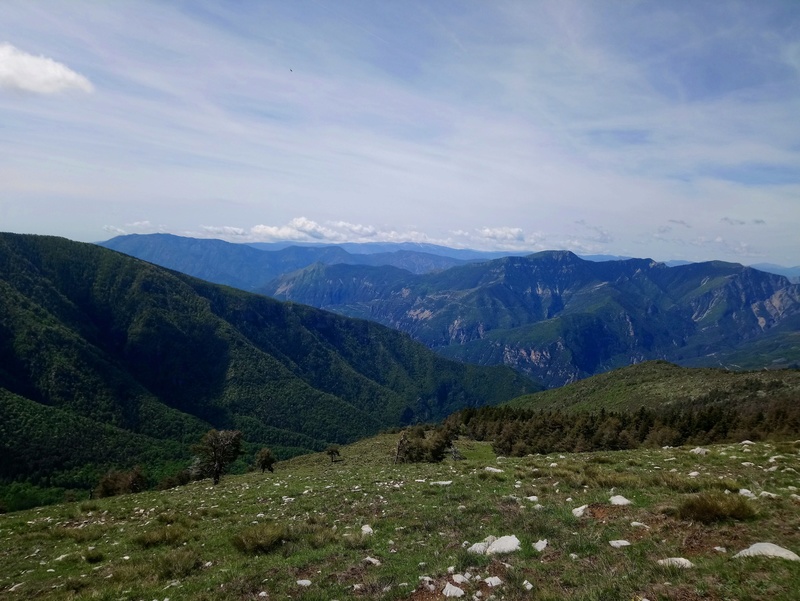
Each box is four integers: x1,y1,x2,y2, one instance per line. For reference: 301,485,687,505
1,433,798,600
0,233,536,507
505,360,800,413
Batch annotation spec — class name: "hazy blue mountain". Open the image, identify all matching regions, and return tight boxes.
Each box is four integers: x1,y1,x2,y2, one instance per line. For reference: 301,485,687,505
263,251,800,387
98,234,470,289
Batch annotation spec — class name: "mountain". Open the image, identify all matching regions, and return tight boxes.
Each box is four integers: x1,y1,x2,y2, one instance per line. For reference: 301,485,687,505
98,234,470,290
0,233,536,498
263,251,800,387
247,240,515,261
750,263,800,283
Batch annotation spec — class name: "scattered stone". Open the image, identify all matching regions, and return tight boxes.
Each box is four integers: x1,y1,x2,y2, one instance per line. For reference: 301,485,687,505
740,440,754,445
572,504,588,517
487,535,521,555
759,491,778,499
569,553,579,560
609,540,631,548
690,447,709,455
631,521,650,529
714,546,727,553
296,579,312,587
525,495,539,502
467,536,496,555
485,467,503,473
363,556,381,566
9,583,24,592
657,558,694,568
484,576,503,587
610,495,632,506
741,462,754,467
738,489,757,499
534,539,548,552
361,525,374,536
443,582,465,597
523,580,534,591
453,574,470,584
431,481,453,486
688,471,700,477
733,543,800,561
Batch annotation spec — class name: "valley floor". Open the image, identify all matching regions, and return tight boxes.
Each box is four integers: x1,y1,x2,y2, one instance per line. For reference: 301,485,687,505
1,435,799,600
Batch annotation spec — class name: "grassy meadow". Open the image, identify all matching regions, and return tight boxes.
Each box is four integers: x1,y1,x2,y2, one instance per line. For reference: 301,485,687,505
1,434,799,600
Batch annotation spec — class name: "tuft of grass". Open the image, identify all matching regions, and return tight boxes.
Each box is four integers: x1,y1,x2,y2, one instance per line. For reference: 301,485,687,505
134,525,189,548
84,548,104,564
232,523,292,554
159,547,202,578
678,492,757,524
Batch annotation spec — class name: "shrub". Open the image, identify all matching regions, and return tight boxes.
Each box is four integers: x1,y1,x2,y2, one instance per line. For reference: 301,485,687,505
678,492,757,524
94,466,147,498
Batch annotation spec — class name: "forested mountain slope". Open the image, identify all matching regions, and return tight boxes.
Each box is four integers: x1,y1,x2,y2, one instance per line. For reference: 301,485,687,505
0,233,535,496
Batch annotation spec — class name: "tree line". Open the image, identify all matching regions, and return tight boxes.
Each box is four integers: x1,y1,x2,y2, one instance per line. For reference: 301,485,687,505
447,392,800,457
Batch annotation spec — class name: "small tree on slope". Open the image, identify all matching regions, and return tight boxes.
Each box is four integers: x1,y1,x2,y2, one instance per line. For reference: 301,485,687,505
192,429,243,485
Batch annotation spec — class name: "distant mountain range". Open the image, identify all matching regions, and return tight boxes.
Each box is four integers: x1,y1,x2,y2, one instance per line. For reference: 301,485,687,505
98,234,800,387
0,233,534,494
264,252,800,386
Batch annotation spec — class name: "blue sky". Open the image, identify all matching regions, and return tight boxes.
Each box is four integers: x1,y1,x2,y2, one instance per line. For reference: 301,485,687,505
1,0,799,265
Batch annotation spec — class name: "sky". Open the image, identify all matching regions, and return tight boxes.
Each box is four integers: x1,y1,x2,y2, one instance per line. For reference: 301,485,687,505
1,1,799,265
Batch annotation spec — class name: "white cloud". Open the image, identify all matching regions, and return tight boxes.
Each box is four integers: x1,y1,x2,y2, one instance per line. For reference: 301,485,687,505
0,42,93,94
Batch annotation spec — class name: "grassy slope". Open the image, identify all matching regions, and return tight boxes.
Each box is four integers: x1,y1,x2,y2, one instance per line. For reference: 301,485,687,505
505,360,800,413
1,435,798,600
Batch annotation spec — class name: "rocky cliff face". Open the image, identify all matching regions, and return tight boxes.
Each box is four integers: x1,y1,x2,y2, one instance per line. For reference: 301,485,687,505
265,252,800,387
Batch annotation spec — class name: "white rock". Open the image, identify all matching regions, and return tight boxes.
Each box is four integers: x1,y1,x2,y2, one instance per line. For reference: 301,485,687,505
453,574,470,584
431,481,453,486
740,440,755,445
525,495,539,502
609,540,631,548
688,471,700,477
739,489,757,499
485,467,503,473
572,504,588,517
569,553,579,560
361,525,374,536
484,576,503,587
486,535,521,555
363,556,381,566
534,539,548,552
523,579,534,591
733,543,800,561
549,462,558,467
741,462,754,467
296,579,312,587
657,557,694,568
690,447,709,455
443,583,465,597
631,521,650,529
609,495,632,506
714,546,727,553
759,491,778,499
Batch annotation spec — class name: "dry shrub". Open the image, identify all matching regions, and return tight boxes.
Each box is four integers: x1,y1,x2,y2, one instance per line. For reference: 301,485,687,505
232,523,292,554
159,547,202,578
